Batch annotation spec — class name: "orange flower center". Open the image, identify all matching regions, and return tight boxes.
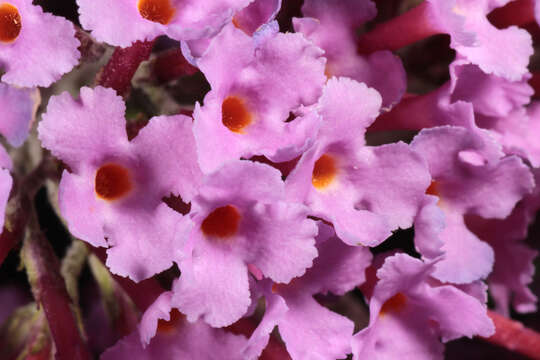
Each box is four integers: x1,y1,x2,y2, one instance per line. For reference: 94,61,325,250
222,96,253,133
201,205,241,238
0,3,21,43
380,292,407,316
95,163,133,201
312,154,338,189
425,181,439,197
426,180,445,207
138,0,176,25
157,309,185,334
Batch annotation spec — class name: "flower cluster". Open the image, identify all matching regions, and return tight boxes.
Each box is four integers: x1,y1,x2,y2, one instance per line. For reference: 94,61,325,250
1,0,540,359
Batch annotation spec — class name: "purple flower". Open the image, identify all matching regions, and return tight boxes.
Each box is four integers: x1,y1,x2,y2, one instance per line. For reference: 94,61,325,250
103,292,247,359
77,0,254,47
192,23,326,173
38,86,202,281
428,0,532,81
466,169,540,315
286,77,431,247
0,83,40,146
171,160,318,327
411,125,534,283
0,0,80,87
352,253,495,360
232,0,281,35
293,0,406,110
245,222,371,360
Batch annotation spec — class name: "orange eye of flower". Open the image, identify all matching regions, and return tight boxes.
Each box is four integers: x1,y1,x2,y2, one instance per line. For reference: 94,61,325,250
137,0,176,25
426,180,446,207
380,292,407,316
425,181,439,197
0,3,21,43
222,96,253,133
201,205,241,238
312,154,338,189
95,163,133,201
157,309,185,334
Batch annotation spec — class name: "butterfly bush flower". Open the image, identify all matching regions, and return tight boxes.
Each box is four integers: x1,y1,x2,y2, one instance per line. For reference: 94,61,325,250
286,77,431,247
0,0,80,87
38,86,203,281
102,292,247,359
352,253,495,360
77,0,254,47
433,0,533,81
181,0,282,63
0,83,39,230
231,0,281,35
447,61,533,120
293,0,406,110
359,0,533,81
466,169,540,315
488,103,540,167
411,126,534,284
0,83,40,147
3,0,540,359
372,59,533,133
193,23,326,173
170,160,318,327
244,223,371,360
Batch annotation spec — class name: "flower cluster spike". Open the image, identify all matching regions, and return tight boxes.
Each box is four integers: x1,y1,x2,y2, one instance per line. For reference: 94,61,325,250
0,0,540,359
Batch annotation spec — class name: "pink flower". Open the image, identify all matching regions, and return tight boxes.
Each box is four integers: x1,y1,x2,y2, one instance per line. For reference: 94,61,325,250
171,160,318,327
192,23,326,173
411,125,534,283
0,0,80,87
352,253,495,360
77,0,254,47
286,77,431,247
38,86,202,281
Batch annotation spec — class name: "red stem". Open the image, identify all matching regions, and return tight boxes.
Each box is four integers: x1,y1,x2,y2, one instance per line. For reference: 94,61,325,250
487,0,534,29
23,225,91,360
367,93,437,132
0,158,60,267
358,1,441,53
96,40,156,97
482,310,540,360
153,48,198,83
0,194,28,266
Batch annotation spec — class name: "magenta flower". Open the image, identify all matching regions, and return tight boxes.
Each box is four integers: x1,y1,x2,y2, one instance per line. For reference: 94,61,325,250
352,253,495,360
245,222,372,360
0,83,40,146
170,160,318,327
77,0,254,47
489,103,540,167
0,0,80,87
38,86,202,281
433,0,533,81
231,0,281,35
192,23,326,173
2,2,540,359
286,77,431,247
411,125,534,283
103,292,247,359
293,0,406,110
359,0,533,81
466,169,540,315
